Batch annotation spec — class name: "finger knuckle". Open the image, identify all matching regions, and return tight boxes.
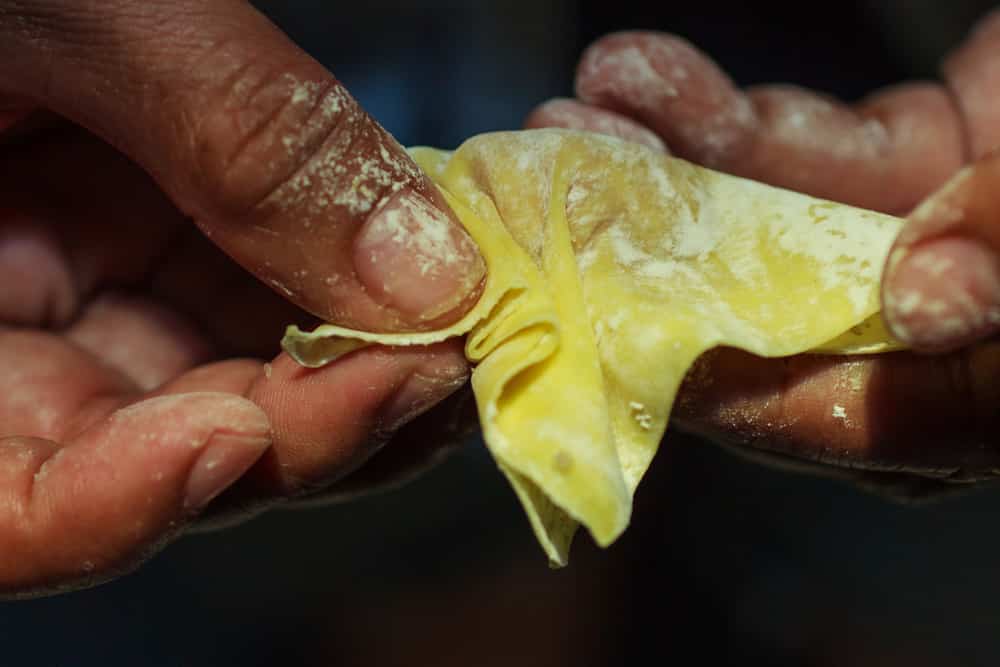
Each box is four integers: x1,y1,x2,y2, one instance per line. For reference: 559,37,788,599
190,65,357,219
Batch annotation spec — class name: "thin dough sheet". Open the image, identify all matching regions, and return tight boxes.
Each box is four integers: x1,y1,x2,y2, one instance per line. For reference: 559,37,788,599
283,129,904,566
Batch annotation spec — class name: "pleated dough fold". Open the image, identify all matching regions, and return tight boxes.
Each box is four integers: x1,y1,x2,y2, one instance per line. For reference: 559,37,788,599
282,129,904,566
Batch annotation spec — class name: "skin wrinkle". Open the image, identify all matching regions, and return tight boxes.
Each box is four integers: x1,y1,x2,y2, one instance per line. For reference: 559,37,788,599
186,57,469,330
193,48,466,322
248,79,348,216
0,438,56,532
191,66,346,218
214,64,302,176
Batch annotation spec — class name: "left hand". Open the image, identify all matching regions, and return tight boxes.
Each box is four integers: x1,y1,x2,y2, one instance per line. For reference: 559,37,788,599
525,18,1000,490
0,0,484,597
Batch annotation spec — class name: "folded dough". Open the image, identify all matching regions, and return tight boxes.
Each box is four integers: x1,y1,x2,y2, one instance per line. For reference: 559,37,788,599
282,129,904,566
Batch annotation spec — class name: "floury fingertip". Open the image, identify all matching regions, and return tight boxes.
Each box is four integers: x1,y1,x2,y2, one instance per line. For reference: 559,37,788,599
353,189,485,325
883,237,1000,351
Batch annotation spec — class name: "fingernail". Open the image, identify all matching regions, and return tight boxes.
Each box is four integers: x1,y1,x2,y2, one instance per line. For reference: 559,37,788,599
376,356,470,437
883,236,1000,350
184,433,270,511
354,189,485,323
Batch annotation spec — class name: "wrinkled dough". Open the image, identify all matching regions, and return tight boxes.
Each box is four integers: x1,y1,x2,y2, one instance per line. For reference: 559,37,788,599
283,129,904,566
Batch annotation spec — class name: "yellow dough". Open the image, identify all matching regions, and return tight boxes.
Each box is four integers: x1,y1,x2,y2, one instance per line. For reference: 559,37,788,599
282,129,904,566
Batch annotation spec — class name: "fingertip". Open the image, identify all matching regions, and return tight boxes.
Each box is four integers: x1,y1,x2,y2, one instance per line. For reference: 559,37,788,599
353,188,485,329
883,237,1000,352
575,31,679,109
574,31,754,167
95,393,272,518
575,31,683,101
523,97,578,128
524,98,669,152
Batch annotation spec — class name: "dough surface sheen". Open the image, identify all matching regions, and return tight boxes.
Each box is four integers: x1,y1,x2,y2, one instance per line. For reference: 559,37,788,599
282,129,903,566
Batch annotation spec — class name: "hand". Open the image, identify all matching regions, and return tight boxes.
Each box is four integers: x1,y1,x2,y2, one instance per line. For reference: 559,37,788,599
0,1,484,597
526,12,1000,491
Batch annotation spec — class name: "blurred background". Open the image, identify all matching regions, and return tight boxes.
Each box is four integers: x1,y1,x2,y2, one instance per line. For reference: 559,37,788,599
5,0,1000,664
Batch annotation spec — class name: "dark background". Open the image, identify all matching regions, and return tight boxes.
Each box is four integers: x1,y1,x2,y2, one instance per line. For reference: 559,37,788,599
5,1,1000,664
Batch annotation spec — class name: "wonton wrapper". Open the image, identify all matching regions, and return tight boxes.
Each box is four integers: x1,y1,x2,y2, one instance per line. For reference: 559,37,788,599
283,129,904,566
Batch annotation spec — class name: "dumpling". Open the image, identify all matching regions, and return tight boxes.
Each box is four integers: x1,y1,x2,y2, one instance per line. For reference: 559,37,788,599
282,129,903,566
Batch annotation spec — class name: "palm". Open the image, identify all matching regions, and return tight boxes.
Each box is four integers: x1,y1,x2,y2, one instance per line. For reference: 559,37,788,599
0,119,470,595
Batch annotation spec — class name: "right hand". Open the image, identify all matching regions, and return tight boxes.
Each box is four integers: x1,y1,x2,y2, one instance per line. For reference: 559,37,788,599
525,14,1000,494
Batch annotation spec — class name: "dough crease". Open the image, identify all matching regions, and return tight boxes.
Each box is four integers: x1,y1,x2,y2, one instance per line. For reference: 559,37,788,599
283,129,903,566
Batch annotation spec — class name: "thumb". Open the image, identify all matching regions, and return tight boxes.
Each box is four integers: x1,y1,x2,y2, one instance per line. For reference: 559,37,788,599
0,1,484,331
880,11,1000,352
882,152,1000,351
